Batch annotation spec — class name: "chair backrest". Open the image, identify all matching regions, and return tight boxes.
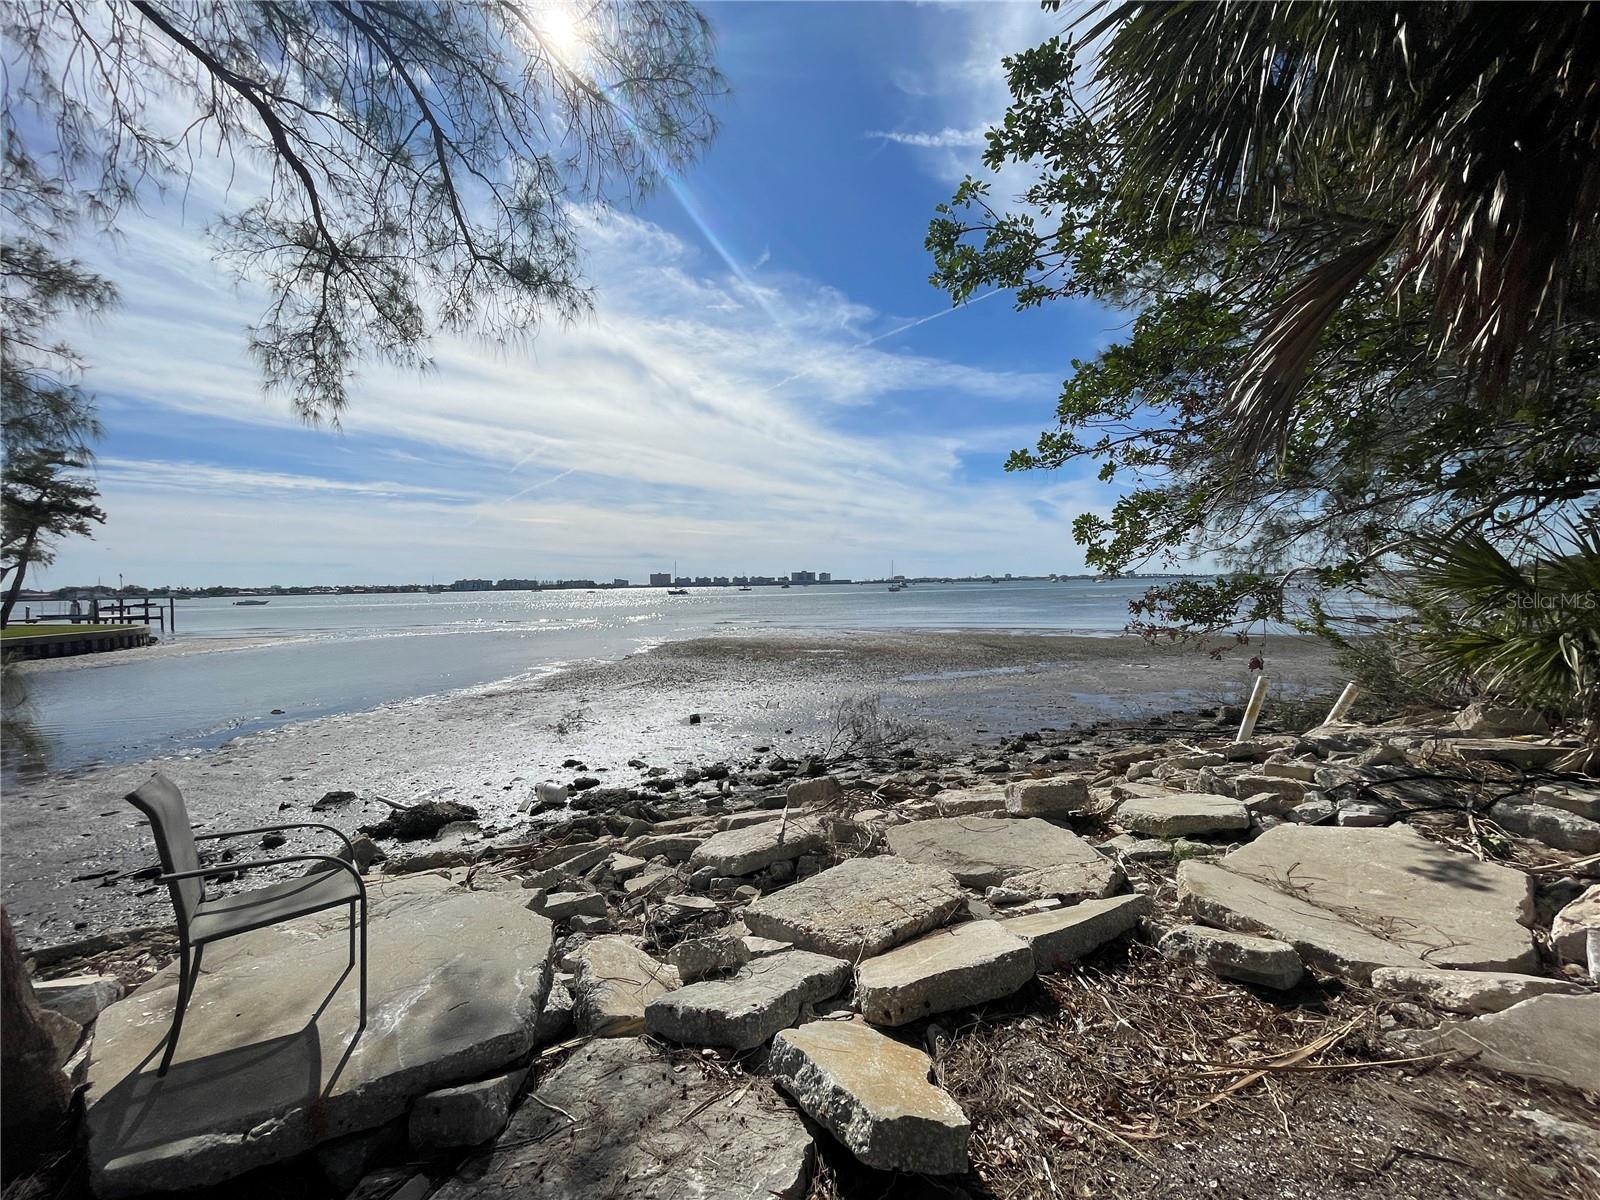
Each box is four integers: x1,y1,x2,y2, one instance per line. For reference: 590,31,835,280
125,773,203,928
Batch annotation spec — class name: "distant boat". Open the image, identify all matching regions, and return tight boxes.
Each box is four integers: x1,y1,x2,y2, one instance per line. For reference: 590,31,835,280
666,587,689,596
887,583,903,592
780,582,791,589
233,599,270,606
737,586,752,592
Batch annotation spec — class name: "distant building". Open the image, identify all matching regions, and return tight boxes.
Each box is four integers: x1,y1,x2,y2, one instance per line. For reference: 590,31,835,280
450,578,493,591
790,570,816,584
818,572,831,583
494,578,538,590
649,572,672,587
612,578,629,588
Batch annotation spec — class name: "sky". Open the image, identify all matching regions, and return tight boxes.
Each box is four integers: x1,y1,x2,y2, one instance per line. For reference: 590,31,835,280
35,1,1129,589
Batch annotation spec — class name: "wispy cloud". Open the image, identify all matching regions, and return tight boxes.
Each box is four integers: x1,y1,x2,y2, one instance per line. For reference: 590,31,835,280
866,126,989,149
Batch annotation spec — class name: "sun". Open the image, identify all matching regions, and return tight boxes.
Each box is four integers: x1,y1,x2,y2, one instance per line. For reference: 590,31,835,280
536,3,589,67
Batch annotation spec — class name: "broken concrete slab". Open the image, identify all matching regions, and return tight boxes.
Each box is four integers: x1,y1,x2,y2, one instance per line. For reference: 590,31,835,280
744,855,964,959
666,932,750,982
689,817,825,877
1390,993,1600,1092
787,776,844,807
999,895,1149,974
1177,860,1428,982
769,1020,969,1174
645,949,850,1050
83,890,554,1198
1115,793,1250,837
408,1067,527,1151
1447,739,1575,769
1157,924,1304,989
624,833,702,863
435,1038,813,1200
856,920,1034,1026
531,891,607,921
570,936,680,1036
1454,702,1549,737
884,816,1121,902
1553,884,1600,964
1215,825,1537,973
1523,782,1600,824
1490,802,1600,854
919,785,1007,816
1370,967,1585,1015
1004,776,1089,818
33,974,123,1026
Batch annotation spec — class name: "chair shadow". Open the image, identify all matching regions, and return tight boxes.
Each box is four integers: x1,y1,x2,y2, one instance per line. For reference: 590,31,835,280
92,962,363,1159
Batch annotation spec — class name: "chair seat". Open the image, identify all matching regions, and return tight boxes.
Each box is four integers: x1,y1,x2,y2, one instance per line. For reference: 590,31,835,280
189,868,360,944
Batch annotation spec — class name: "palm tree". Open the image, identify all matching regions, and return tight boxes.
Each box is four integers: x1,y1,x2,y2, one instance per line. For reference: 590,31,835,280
1408,525,1600,756
1083,1,1600,459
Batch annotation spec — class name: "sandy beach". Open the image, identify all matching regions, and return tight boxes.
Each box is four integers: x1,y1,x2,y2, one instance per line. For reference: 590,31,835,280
1,629,1337,944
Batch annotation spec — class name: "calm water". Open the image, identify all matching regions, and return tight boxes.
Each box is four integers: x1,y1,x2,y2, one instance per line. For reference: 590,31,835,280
4,580,1166,774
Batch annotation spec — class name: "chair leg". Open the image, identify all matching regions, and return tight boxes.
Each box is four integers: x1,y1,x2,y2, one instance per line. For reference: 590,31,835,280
357,895,368,1030
347,901,356,970
158,941,193,1076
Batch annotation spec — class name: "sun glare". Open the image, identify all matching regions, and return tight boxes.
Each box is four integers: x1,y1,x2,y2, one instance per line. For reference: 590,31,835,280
536,3,588,67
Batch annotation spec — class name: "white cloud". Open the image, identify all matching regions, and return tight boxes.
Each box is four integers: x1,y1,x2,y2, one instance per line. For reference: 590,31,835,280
866,126,989,149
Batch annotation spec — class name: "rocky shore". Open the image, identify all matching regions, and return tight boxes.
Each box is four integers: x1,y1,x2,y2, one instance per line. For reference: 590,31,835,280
12,694,1600,1199
2,630,1340,942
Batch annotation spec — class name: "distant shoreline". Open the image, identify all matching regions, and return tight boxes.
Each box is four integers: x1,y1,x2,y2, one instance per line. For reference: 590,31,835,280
0,628,1339,943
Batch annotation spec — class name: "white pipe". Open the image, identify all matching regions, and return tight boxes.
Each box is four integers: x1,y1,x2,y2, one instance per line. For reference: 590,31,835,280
1236,674,1269,742
1324,682,1359,726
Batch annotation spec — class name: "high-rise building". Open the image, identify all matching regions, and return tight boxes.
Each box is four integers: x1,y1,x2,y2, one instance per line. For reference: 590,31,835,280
649,572,672,586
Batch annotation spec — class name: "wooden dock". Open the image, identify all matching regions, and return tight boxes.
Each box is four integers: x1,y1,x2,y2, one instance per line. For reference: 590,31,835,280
0,624,151,660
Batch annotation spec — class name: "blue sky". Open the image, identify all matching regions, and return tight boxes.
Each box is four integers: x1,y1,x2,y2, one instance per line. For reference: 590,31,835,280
39,1,1127,589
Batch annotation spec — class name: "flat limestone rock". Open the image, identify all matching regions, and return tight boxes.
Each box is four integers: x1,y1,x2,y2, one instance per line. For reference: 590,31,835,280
743,856,964,959
769,1020,969,1174
34,974,124,1025
571,937,680,1036
1004,776,1089,818
1000,895,1149,974
1390,993,1600,1091
918,786,1007,816
1156,924,1304,989
408,1067,528,1151
645,950,850,1050
1178,860,1427,982
1116,793,1249,837
884,817,1121,901
1490,802,1600,854
1553,885,1600,963
1215,825,1536,973
84,890,553,1198
689,818,825,877
856,920,1034,1026
435,1038,813,1200
1370,967,1585,1015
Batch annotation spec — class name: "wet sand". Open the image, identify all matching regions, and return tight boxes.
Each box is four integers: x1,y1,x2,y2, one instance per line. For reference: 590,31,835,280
0,630,1337,943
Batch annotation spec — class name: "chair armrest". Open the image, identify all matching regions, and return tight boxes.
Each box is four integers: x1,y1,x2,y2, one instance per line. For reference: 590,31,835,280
194,822,357,859
159,854,367,900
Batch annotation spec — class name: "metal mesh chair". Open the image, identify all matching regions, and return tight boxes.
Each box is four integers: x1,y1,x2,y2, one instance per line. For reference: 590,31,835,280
125,772,367,1075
